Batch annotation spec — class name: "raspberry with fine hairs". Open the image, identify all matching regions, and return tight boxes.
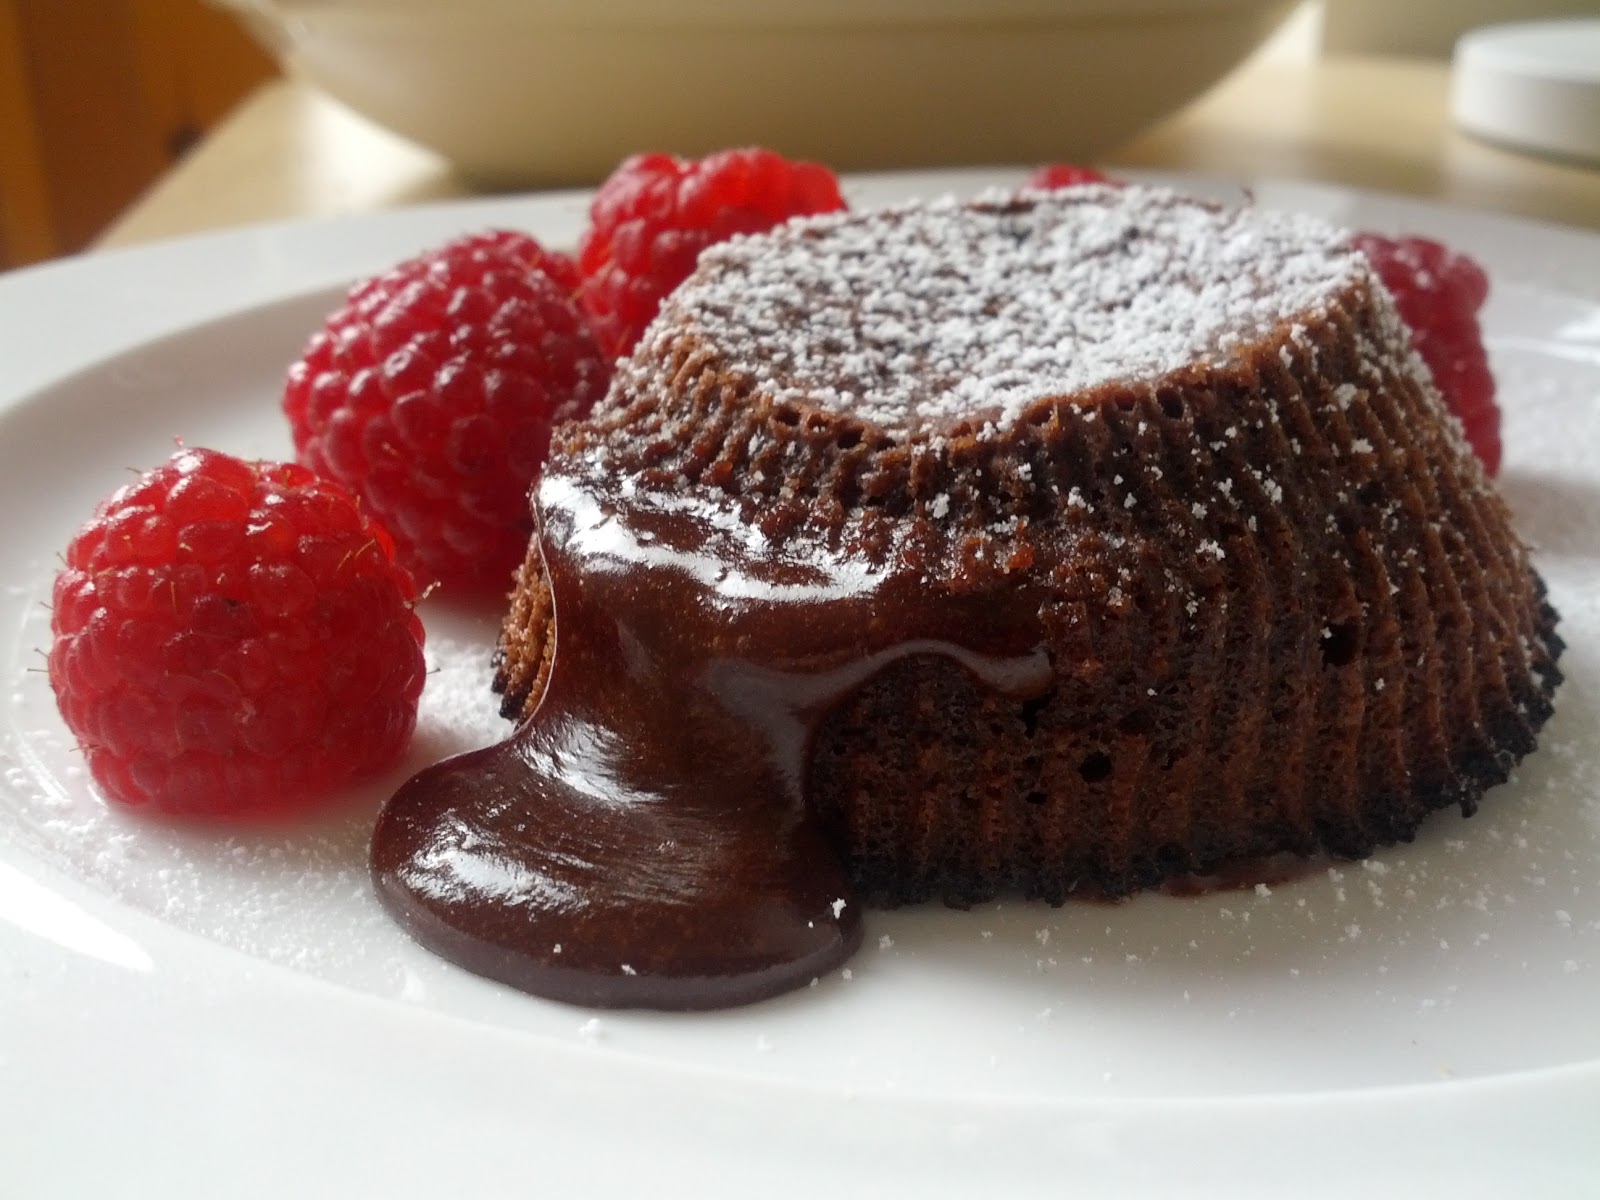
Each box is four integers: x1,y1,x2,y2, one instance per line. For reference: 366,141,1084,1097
285,230,610,592
48,447,427,817
576,147,848,359
1354,232,1501,475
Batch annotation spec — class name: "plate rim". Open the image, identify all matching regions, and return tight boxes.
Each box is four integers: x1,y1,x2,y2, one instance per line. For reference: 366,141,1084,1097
3,169,1598,1195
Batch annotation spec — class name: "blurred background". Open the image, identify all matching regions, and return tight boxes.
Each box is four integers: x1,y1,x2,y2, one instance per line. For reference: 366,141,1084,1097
0,0,275,267
1,0,1595,272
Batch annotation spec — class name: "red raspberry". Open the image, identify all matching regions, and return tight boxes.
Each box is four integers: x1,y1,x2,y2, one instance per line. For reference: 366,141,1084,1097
285,230,610,592
1025,164,1115,190
576,148,848,359
1353,233,1501,475
48,448,426,817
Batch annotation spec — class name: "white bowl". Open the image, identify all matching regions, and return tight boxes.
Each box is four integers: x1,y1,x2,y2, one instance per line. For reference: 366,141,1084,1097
225,0,1295,186
1451,19,1600,166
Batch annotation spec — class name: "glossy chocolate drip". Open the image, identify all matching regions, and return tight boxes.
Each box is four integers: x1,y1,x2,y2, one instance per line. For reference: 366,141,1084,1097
371,455,1053,1009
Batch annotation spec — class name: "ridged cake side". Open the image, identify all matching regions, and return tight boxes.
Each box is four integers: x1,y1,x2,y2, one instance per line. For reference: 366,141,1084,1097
495,188,1562,904
804,283,1562,903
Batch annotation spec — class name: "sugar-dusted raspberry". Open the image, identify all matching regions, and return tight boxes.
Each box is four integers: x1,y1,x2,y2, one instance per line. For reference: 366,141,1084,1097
1354,233,1501,475
576,147,847,359
285,230,610,591
1025,163,1115,190
48,447,426,817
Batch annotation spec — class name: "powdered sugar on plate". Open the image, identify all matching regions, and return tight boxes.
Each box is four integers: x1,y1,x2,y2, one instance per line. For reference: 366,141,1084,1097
1,598,504,988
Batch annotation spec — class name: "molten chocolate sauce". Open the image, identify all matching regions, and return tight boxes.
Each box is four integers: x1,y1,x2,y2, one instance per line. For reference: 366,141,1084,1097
371,457,1053,1009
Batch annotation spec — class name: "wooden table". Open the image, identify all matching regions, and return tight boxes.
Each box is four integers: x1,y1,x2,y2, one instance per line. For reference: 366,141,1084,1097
98,54,1600,250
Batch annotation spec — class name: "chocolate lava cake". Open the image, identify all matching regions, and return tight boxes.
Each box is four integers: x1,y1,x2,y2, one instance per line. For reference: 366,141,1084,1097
492,184,1563,910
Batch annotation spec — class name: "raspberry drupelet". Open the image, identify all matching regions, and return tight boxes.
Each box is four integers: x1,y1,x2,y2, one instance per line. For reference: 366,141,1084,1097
49,447,426,817
284,230,610,592
576,147,848,360
1354,233,1501,474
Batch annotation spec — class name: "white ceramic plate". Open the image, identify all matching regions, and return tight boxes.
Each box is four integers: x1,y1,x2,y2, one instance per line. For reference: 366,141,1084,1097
2,173,1597,1197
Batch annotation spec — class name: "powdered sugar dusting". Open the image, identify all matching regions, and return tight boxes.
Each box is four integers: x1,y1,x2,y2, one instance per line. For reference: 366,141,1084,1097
641,186,1367,435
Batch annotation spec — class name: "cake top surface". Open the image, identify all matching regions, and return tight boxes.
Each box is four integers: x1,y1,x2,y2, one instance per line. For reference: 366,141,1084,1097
629,185,1372,437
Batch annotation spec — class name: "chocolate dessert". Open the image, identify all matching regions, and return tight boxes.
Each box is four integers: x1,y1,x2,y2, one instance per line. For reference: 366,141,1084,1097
372,185,1562,1009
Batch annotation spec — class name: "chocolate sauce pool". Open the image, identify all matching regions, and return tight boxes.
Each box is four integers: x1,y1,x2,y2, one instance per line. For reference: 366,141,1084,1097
371,457,1052,1009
